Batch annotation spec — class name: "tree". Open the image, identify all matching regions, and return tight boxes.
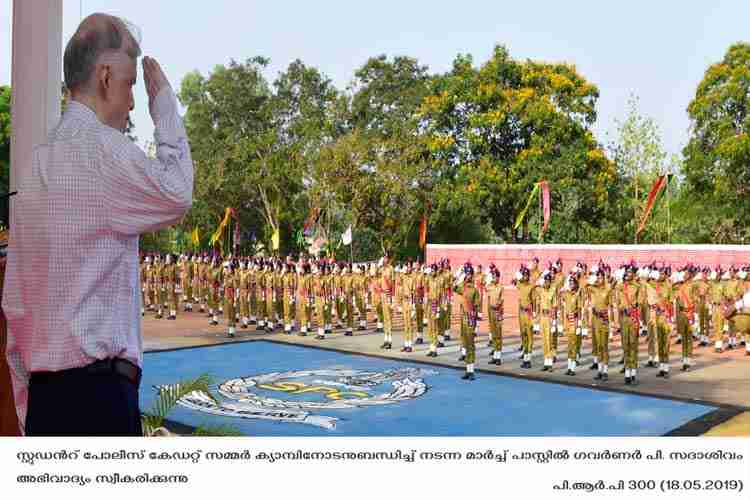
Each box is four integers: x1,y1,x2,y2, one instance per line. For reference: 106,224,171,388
179,58,340,255
608,94,670,243
683,42,750,243
420,45,616,243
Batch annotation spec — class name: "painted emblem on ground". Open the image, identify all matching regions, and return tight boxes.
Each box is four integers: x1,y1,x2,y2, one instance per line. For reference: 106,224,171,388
156,367,437,429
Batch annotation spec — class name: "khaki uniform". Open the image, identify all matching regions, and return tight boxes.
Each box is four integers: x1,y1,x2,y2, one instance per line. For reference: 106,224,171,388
282,271,297,332
516,281,536,362
453,280,481,368
560,288,582,369
223,267,238,331
401,273,416,345
486,281,504,362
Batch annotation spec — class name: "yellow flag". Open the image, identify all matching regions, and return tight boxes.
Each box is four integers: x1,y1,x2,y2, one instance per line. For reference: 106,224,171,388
210,208,233,246
271,227,280,251
191,227,200,248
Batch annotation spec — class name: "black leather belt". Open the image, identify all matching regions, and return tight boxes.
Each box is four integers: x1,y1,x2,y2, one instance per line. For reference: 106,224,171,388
30,358,142,388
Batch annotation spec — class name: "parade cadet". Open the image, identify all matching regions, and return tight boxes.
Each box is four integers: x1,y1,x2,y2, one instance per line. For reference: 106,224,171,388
692,268,710,346
648,267,674,378
312,262,327,339
486,268,504,365
332,263,345,330
140,255,150,316
414,263,426,344
453,263,481,380
400,263,416,352
534,270,558,371
723,288,750,355
353,265,368,330
425,264,443,357
616,264,641,384
442,260,454,341
673,269,694,371
249,260,261,328
560,273,582,375
725,267,744,350
380,255,396,349
208,256,222,326
394,263,404,314
238,260,251,328
164,253,178,320
200,255,211,315
322,262,335,334
191,254,201,310
370,263,384,333
261,262,275,332
339,263,354,336
589,267,614,381
475,264,485,321
515,265,536,369
296,262,313,336
222,260,238,337
153,254,166,319
180,254,192,311
282,262,297,333
709,267,726,351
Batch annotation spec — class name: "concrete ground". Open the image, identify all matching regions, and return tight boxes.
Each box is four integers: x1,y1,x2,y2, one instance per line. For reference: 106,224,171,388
143,289,750,435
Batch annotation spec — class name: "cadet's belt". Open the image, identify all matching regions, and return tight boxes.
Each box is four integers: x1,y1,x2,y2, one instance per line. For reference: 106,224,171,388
541,309,551,315
593,309,609,321
566,313,578,321
620,307,636,315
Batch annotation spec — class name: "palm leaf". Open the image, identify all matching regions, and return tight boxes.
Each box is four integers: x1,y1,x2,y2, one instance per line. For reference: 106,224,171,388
142,374,216,435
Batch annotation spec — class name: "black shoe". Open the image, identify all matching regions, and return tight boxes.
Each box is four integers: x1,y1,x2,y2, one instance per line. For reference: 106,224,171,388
565,369,575,376
315,334,325,340
380,342,388,349
742,341,747,347
521,361,531,369
589,362,598,370
681,364,690,372
619,367,626,374
228,332,235,338
517,345,523,351
601,373,608,381
155,315,163,319
458,355,466,362
357,326,366,331
210,320,218,326
344,331,353,336
541,366,550,372
426,351,437,357
663,371,670,379
169,315,176,320
631,377,639,385
700,341,708,347
256,325,264,331
444,335,451,341
385,342,392,350
462,372,475,381
595,372,603,380
728,344,735,350
249,319,257,325
376,328,384,333
618,358,625,365
241,324,248,329
715,348,723,353
401,346,409,352
415,338,424,345
405,347,413,353
298,331,307,337
646,360,657,368
625,377,631,385
552,356,558,363
437,342,445,348
676,338,682,344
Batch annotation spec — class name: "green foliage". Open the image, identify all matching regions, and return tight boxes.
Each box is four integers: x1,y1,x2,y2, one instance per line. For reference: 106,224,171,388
0,85,10,197
419,45,616,243
683,42,750,243
142,374,241,436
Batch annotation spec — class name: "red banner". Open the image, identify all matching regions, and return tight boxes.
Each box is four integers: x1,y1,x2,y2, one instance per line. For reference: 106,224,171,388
419,215,427,249
540,181,551,238
637,175,666,236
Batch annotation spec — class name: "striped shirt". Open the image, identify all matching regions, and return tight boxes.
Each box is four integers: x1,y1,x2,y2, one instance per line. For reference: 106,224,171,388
3,86,193,433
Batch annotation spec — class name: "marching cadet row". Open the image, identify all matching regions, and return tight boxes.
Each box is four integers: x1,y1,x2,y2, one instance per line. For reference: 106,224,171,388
139,253,750,383
513,259,750,386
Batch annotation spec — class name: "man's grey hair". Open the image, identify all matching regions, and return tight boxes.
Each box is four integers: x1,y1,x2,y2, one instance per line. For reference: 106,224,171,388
64,15,142,92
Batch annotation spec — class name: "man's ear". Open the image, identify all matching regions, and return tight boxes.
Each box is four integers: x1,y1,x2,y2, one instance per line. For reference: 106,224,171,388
97,64,112,98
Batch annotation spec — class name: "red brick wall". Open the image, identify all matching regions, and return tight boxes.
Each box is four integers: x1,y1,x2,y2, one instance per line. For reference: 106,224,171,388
426,244,750,285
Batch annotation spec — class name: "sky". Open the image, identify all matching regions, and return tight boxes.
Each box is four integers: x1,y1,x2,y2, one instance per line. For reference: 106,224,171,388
2,0,749,158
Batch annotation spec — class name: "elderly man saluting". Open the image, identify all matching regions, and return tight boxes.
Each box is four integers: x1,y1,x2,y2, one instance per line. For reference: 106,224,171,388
3,14,193,436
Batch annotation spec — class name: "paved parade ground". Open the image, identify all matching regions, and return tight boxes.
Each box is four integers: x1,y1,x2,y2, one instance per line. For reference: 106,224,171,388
141,294,750,436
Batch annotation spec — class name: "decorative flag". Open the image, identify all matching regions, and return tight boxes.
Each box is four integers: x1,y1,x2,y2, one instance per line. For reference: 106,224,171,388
209,207,237,246
271,227,280,251
342,225,352,246
539,181,551,239
418,215,427,249
193,228,201,249
303,205,321,237
636,175,669,236
514,182,540,230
